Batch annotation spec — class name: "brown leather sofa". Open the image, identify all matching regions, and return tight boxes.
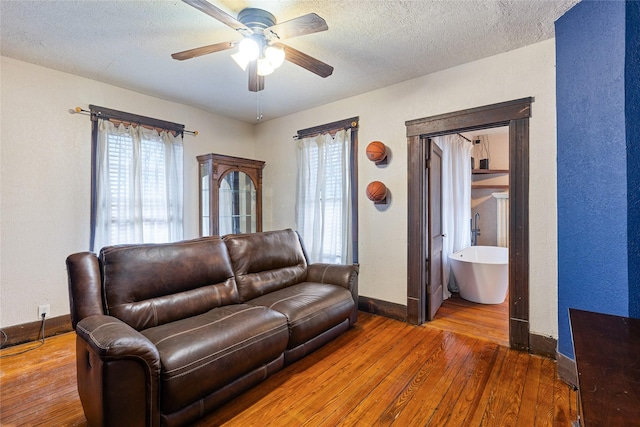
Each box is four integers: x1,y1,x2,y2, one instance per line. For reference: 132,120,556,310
66,229,358,427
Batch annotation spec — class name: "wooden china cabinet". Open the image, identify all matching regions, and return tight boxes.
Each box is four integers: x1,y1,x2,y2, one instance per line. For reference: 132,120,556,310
197,153,265,236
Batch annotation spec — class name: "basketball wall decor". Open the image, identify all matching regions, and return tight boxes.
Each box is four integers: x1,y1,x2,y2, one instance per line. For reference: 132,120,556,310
366,181,388,204
366,141,388,165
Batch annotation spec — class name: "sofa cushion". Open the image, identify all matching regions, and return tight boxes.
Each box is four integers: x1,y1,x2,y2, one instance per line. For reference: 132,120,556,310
100,237,239,330
141,304,288,414
246,283,355,349
224,229,308,302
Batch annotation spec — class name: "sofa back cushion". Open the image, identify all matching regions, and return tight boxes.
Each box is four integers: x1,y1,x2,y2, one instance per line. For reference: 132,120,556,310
100,237,239,330
223,229,308,302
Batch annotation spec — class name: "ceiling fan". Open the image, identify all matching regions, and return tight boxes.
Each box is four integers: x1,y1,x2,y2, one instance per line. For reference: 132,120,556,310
172,0,334,92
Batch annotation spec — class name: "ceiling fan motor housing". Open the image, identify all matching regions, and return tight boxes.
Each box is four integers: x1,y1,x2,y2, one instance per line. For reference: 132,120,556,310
238,8,277,33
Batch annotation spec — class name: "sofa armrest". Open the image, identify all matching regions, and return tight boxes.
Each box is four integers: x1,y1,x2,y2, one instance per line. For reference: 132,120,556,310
307,263,358,291
76,314,160,367
67,252,105,330
307,263,359,324
307,263,359,307
75,315,161,427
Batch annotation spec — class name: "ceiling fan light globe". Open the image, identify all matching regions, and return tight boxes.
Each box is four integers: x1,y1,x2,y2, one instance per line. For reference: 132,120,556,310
238,38,259,61
257,58,275,76
264,46,285,69
231,52,250,71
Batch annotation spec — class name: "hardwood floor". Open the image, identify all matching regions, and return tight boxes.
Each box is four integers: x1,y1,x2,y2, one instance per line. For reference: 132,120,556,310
0,312,575,426
431,293,509,347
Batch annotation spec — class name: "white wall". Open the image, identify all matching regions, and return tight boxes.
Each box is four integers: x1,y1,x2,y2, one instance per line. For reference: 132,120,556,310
1,38,560,339
256,39,559,338
0,57,255,328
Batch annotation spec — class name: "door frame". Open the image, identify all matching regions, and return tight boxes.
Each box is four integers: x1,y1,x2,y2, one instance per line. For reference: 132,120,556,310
406,98,532,351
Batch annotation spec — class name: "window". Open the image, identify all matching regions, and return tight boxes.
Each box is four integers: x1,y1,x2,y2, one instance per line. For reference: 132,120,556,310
295,118,358,264
90,106,184,251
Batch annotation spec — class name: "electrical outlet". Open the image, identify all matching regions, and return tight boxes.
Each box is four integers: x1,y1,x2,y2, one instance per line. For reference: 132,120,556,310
38,304,50,319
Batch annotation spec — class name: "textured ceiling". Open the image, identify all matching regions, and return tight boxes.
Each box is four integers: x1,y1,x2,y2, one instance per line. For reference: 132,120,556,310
0,0,579,123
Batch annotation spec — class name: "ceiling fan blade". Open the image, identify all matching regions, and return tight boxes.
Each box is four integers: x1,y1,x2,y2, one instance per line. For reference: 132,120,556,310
275,43,333,78
264,13,328,41
248,61,265,92
171,41,236,60
182,0,252,34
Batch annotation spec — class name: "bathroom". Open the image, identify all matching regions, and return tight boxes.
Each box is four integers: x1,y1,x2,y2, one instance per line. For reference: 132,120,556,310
431,126,511,346
468,127,509,248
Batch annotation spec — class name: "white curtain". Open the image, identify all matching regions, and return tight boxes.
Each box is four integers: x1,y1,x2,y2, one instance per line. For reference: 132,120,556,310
296,129,352,264
438,134,473,299
93,120,183,250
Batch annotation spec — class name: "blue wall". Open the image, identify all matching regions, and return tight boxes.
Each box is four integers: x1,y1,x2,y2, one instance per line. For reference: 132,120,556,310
627,1,640,319
556,0,640,358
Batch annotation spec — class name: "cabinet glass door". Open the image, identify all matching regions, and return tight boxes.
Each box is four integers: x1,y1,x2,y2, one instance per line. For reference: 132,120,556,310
219,171,257,235
197,153,264,236
200,162,210,236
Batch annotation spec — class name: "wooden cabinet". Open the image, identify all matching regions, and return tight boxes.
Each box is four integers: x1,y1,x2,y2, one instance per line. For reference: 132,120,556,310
569,308,640,426
197,153,265,236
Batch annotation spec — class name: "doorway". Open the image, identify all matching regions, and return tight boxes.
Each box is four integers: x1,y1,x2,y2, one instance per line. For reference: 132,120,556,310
405,98,532,351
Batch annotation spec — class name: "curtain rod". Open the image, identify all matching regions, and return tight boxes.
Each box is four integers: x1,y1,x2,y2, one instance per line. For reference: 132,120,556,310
68,107,198,136
294,117,359,140
457,133,471,142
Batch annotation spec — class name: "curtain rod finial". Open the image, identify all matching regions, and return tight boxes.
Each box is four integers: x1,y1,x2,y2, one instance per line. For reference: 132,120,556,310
69,107,89,115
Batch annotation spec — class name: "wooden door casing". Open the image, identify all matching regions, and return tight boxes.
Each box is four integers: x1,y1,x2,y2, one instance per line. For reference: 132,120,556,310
406,97,532,351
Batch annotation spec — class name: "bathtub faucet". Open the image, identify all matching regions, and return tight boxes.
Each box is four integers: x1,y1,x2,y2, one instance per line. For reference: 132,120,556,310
471,212,481,246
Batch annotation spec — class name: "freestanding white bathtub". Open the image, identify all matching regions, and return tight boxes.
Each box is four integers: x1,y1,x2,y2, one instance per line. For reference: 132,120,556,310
448,246,509,304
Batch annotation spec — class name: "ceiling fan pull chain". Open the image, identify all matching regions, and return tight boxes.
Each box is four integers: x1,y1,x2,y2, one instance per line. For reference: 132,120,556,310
256,91,263,122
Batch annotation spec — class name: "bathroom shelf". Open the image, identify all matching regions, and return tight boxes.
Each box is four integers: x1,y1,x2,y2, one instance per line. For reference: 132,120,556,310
472,169,509,174
472,184,509,189
472,169,509,189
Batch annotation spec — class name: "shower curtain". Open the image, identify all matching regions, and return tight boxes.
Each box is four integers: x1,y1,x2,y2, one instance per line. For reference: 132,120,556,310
436,134,473,300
